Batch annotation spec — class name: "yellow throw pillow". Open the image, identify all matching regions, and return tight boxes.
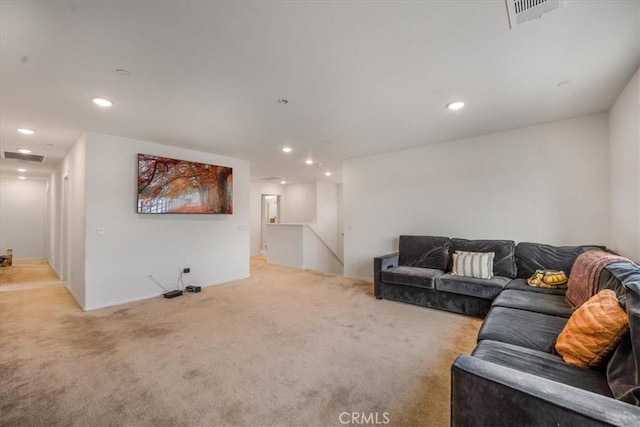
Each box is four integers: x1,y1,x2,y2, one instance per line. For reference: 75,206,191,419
555,289,629,368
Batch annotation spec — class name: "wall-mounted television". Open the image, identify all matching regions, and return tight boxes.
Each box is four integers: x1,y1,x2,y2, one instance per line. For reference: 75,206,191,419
137,153,233,214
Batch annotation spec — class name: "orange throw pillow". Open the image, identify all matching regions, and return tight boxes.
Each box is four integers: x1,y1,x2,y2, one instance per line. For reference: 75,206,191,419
555,289,629,368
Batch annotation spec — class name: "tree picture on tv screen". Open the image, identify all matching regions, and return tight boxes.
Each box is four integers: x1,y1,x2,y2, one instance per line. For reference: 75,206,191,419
137,153,233,214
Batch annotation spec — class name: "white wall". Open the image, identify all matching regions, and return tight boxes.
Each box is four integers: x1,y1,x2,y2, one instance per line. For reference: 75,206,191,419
250,180,284,256
336,183,344,261
48,135,87,305
314,181,339,255
47,168,60,272
281,182,316,223
80,132,250,310
265,224,303,269
265,224,343,275
343,114,611,281
303,226,343,275
0,178,46,259
250,180,343,264
609,67,640,263
47,132,250,310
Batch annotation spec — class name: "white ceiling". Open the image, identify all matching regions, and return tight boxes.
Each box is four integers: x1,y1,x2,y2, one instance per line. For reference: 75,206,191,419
1,0,638,183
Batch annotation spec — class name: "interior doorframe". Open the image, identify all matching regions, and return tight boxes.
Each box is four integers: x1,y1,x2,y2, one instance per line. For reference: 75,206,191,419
260,194,281,253
62,172,70,282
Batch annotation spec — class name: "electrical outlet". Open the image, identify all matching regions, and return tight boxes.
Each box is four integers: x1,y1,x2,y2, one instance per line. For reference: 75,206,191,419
183,267,191,274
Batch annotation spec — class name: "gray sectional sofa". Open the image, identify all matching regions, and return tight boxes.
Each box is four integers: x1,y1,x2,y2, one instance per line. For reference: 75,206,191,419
374,236,594,318
374,236,640,425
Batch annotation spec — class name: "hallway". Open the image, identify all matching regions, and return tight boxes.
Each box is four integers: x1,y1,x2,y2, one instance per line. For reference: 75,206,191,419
0,259,64,292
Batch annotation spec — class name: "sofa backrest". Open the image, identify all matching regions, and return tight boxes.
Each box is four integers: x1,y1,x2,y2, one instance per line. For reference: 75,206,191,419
598,262,637,308
515,242,605,279
449,238,517,278
605,262,640,405
398,235,450,270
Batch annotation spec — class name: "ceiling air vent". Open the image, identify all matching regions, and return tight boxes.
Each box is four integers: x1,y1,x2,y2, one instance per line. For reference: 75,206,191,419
506,0,566,28
3,151,46,163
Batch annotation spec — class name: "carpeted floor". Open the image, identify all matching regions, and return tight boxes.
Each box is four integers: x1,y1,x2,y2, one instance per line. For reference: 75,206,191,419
0,259,64,292
0,257,481,427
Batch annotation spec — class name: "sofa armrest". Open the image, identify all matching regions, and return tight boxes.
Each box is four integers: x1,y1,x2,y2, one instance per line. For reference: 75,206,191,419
451,355,640,427
373,253,399,298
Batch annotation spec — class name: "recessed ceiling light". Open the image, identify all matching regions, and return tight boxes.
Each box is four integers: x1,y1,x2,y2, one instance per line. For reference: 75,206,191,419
17,128,35,135
324,172,332,176
446,101,465,111
18,176,27,180
18,148,32,154
305,159,314,165
282,147,292,153
280,180,287,184
17,168,27,172
92,97,113,107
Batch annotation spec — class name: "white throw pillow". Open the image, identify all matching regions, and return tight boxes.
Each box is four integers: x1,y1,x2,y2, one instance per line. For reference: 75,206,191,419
451,251,495,279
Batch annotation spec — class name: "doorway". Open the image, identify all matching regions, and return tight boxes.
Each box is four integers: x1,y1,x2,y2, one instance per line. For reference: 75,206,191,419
62,173,70,282
261,194,280,254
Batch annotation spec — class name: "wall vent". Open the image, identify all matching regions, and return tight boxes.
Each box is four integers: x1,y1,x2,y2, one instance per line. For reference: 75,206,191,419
506,0,566,28
3,151,46,163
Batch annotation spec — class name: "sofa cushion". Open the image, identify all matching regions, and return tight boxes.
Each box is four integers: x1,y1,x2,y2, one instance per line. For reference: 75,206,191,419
515,242,604,279
473,340,612,397
398,235,450,270
608,336,640,406
450,238,517,278
556,289,629,368
478,306,568,353
435,273,511,299
381,266,443,289
492,289,573,318
506,278,566,295
451,251,494,279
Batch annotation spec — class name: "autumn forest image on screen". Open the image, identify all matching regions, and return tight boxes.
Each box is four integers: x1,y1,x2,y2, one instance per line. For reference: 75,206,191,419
137,154,233,214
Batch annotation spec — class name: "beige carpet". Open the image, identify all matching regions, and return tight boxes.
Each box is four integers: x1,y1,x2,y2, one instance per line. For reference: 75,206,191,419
0,257,481,427
0,259,64,292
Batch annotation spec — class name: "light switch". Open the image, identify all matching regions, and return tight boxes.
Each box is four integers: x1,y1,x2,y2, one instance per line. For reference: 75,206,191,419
97,227,104,236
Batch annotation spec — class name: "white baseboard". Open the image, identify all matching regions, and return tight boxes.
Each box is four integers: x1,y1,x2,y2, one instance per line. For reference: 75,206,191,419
83,292,164,311
64,282,86,311
47,259,62,280
66,274,252,312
